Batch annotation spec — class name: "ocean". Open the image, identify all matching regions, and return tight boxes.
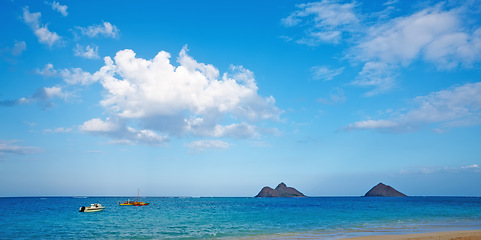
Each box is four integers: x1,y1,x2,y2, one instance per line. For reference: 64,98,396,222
1,197,480,239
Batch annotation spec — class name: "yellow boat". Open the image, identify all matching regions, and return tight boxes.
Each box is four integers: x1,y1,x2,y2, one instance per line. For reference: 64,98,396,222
120,189,149,206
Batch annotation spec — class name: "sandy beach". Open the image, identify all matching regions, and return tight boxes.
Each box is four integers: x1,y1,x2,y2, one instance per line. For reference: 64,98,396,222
340,230,481,240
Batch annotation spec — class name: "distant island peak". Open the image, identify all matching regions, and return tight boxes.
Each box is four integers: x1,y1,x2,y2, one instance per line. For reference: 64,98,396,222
364,182,407,197
255,182,306,197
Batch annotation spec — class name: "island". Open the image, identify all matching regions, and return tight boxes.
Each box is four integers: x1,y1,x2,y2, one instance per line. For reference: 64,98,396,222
255,182,306,197
364,182,407,197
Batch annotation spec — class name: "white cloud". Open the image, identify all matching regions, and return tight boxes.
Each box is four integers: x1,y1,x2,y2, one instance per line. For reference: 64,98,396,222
350,61,397,96
0,86,68,109
43,127,72,133
11,41,26,56
74,44,99,59
36,63,57,76
355,6,462,65
423,28,481,69
187,140,230,152
22,7,61,47
48,1,68,16
400,164,481,175
0,140,41,160
60,67,97,85
282,0,359,45
79,118,168,145
350,5,481,94
25,86,65,103
37,63,99,85
383,0,398,6
318,87,346,105
34,27,61,47
35,86,66,100
76,46,281,145
22,6,41,27
462,164,479,169
311,65,344,81
345,82,481,132
283,2,481,95
77,22,119,38
80,117,120,133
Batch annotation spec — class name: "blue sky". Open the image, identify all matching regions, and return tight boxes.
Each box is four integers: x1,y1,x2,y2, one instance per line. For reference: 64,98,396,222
1,0,481,197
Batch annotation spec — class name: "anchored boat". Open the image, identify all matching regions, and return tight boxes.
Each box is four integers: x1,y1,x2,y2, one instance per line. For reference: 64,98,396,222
120,189,149,206
79,203,105,212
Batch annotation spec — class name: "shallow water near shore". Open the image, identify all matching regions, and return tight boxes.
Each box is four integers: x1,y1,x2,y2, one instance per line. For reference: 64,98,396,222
1,197,480,239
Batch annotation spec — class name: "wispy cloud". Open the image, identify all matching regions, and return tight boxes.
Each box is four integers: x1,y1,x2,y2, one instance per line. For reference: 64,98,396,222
43,127,73,133
399,164,480,175
37,63,98,85
187,140,230,152
74,44,99,59
282,0,359,45
350,61,397,96
345,82,481,132
311,66,344,81
76,22,119,38
11,41,27,56
283,1,481,96
46,1,68,16
0,86,68,109
22,6,61,47
351,4,481,94
36,63,57,76
318,87,346,105
353,5,481,67
0,140,42,161
79,117,168,145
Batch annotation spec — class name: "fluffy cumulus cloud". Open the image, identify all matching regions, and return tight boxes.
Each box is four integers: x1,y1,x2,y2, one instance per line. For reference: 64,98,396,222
74,47,281,145
345,82,481,132
22,6,61,47
282,0,359,45
77,22,119,38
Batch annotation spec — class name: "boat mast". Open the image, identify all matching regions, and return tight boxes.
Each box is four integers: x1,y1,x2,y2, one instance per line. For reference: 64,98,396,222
137,188,139,202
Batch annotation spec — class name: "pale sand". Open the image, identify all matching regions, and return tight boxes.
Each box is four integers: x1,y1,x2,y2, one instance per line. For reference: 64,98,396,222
340,230,481,240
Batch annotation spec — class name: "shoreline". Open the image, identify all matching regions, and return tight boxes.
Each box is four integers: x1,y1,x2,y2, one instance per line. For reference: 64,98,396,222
237,229,481,240
339,230,481,240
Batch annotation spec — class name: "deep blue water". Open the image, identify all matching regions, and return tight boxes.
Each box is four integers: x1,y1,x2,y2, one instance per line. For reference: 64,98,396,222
1,197,481,239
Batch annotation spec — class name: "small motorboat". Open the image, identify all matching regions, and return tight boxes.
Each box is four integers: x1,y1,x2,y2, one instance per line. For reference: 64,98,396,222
79,203,105,212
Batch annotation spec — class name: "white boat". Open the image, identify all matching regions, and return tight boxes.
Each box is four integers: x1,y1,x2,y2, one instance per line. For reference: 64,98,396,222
79,203,105,212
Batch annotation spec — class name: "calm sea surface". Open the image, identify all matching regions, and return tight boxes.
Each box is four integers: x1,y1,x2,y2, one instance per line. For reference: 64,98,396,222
1,197,480,239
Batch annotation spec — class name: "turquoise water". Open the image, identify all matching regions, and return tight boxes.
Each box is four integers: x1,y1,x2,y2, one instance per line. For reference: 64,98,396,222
1,197,481,239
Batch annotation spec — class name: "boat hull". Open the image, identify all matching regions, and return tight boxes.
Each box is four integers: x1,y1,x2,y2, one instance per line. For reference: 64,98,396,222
119,202,149,206
81,207,105,212
79,204,105,212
